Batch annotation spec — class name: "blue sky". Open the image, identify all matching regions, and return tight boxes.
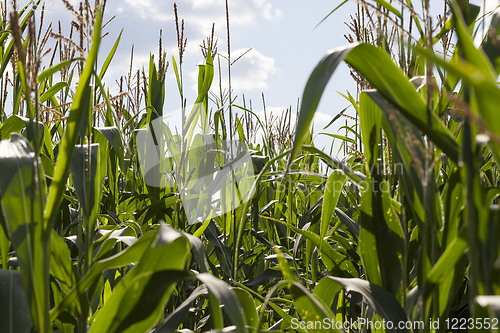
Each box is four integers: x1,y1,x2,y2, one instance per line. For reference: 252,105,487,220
36,0,497,155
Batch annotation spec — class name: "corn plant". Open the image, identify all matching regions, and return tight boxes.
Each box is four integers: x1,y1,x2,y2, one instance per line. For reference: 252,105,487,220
1,0,500,333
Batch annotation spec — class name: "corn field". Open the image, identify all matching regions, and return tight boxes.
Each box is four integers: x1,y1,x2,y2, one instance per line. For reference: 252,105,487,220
0,0,500,332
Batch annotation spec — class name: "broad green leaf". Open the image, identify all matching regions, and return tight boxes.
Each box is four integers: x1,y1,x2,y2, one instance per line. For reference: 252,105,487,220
39,82,69,103
344,44,459,163
38,58,84,83
323,276,409,333
183,47,214,144
0,134,49,332
49,231,76,292
93,270,191,333
358,175,404,296
233,288,259,333
321,170,347,246
88,225,190,333
0,115,26,139
313,276,343,310
50,230,158,320
153,285,208,333
0,220,10,268
288,43,357,169
358,92,382,165
196,273,247,333
0,269,33,333
146,54,165,118
287,281,338,333
70,143,99,220
182,232,209,273
290,43,458,168
372,0,401,18
424,228,468,297
275,248,339,333
264,215,358,277
96,126,124,171
450,0,495,79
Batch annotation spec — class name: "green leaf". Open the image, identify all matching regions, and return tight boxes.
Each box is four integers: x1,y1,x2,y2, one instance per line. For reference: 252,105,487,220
424,228,468,296
288,43,357,170
287,281,339,333
172,56,182,97
99,30,123,80
96,126,124,171
318,133,356,145
264,215,358,277
183,47,214,143
322,276,409,333
275,248,339,333
0,269,33,333
88,225,190,333
481,9,500,75
49,231,76,292
38,58,84,83
0,134,49,332
0,115,26,140
232,288,259,333
153,285,208,333
43,8,102,234
39,82,69,103
290,42,458,168
321,170,347,246
93,270,191,333
0,221,10,268
313,276,343,309
344,44,459,163
50,229,158,321
182,232,209,273
358,92,382,165
358,174,404,296
450,1,495,79
196,273,247,333
146,54,165,118
70,143,99,219
371,0,401,18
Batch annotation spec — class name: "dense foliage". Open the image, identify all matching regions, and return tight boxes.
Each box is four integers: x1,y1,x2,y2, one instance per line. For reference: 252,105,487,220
1,0,500,332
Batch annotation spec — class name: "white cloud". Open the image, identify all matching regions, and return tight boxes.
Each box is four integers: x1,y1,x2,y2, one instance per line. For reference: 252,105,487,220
185,0,281,21
107,0,283,60
112,0,282,24
313,111,334,125
188,48,276,93
114,0,281,31
117,0,172,21
230,48,276,90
